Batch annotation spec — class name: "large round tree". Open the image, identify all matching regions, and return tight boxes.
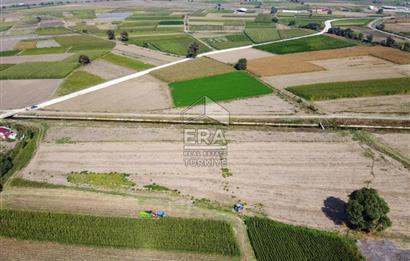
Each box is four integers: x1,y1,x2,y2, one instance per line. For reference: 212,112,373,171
346,187,391,232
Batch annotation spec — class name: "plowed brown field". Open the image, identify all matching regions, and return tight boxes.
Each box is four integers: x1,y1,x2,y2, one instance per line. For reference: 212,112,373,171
248,46,410,76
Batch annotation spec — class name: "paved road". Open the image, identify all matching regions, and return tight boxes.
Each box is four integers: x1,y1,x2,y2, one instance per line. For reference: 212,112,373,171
368,17,410,41
0,18,346,119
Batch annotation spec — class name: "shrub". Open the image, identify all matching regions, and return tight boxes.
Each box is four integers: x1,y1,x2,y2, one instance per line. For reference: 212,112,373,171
346,187,391,232
186,41,199,58
234,58,247,70
120,31,129,42
106,30,115,40
78,55,90,65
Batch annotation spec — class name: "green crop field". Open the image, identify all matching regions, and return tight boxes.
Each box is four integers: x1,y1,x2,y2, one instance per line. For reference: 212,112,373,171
0,209,240,256
129,34,210,56
245,28,280,43
0,24,12,32
67,171,135,190
0,64,14,71
71,9,96,19
102,53,153,71
286,77,410,101
55,70,104,96
332,18,375,27
159,20,183,25
169,71,273,107
246,217,363,261
55,35,115,51
0,50,20,56
255,35,356,54
19,47,66,55
36,27,72,35
0,51,107,79
203,34,252,49
278,28,314,39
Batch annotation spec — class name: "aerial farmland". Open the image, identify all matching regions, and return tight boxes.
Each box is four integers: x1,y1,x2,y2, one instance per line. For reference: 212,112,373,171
0,0,409,260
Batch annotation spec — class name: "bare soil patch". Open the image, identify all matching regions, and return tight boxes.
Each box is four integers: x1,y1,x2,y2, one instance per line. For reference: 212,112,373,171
315,95,410,115
0,53,72,64
374,133,410,159
114,42,181,66
207,48,275,64
159,93,297,115
262,64,410,90
46,75,172,113
0,79,62,109
81,59,135,80
385,23,410,33
19,124,410,239
151,57,234,83
248,46,410,76
36,39,60,48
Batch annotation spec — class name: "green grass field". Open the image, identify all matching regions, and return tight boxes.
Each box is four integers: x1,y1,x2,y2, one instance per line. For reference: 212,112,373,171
246,217,363,261
203,34,252,49
0,51,107,79
36,27,72,35
0,209,240,256
0,64,14,71
102,53,153,71
286,77,410,101
129,34,210,56
255,35,356,54
19,47,66,55
71,9,95,19
55,35,115,51
67,171,135,190
55,70,104,96
245,28,280,43
169,71,273,107
332,18,375,27
0,50,20,56
278,28,314,39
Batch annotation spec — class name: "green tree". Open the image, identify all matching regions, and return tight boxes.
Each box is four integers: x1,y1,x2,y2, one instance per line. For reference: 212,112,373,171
106,30,115,40
366,34,373,43
186,42,199,58
346,187,391,232
234,58,247,70
120,31,129,42
78,55,90,65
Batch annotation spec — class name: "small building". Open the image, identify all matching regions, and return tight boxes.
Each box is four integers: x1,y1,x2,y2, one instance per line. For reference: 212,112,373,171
0,127,17,140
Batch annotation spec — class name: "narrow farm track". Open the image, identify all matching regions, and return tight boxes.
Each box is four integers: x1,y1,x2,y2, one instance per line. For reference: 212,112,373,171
0,18,341,119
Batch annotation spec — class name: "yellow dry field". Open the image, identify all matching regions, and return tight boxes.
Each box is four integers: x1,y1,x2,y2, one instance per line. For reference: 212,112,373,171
248,46,410,76
150,57,234,83
15,40,37,49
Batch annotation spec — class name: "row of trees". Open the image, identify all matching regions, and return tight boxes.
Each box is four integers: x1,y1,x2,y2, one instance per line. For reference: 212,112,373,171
106,30,128,42
328,27,410,52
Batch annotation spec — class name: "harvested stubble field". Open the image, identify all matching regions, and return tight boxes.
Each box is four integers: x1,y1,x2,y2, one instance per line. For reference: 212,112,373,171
47,75,172,113
0,53,72,64
374,133,410,159
81,59,135,80
248,46,410,77
207,48,275,64
151,57,234,83
19,123,410,239
0,79,62,109
314,95,410,115
286,77,410,101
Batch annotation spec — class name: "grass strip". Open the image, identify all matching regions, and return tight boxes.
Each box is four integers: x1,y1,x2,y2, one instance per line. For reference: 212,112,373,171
102,52,153,71
55,71,104,96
